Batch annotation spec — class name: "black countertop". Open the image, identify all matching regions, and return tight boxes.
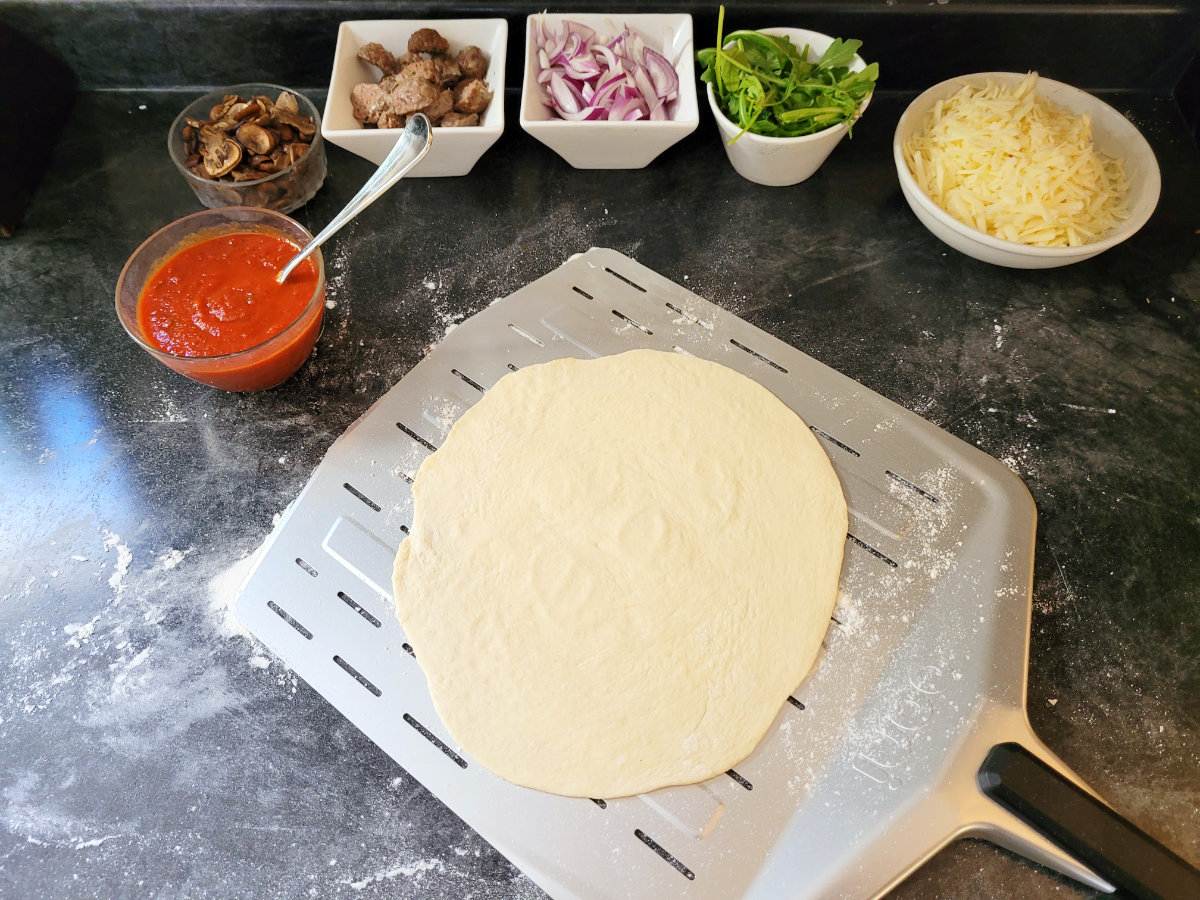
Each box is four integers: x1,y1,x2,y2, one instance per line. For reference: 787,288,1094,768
1,2,1198,898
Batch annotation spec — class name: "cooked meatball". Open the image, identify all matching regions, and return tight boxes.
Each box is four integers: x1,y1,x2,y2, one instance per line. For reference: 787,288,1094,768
434,57,463,86
440,111,479,127
399,57,440,85
408,27,450,55
357,42,399,75
456,45,488,80
420,89,454,123
350,82,390,124
387,75,440,116
453,78,493,114
351,29,487,130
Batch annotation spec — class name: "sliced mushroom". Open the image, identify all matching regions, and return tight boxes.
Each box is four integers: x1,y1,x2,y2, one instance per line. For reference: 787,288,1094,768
276,142,308,168
209,95,238,121
274,108,316,138
198,125,242,178
213,103,248,133
236,122,278,156
275,91,299,115
180,90,319,188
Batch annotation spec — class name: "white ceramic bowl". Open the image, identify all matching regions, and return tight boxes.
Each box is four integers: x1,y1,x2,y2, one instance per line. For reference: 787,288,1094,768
706,28,871,186
519,13,699,169
893,72,1161,268
322,19,507,176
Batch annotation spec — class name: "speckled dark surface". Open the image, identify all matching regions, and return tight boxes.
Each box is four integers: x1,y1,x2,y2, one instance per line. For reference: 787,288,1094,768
1,2,1198,898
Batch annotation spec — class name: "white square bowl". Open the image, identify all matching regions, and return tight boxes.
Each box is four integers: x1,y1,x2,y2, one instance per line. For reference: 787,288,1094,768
518,13,699,169
322,19,507,177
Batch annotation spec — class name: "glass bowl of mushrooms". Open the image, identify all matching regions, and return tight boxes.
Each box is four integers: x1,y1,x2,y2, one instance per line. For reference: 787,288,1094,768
168,84,328,214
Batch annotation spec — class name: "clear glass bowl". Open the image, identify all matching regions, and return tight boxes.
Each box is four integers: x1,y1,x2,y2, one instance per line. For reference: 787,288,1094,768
115,207,326,392
168,84,328,214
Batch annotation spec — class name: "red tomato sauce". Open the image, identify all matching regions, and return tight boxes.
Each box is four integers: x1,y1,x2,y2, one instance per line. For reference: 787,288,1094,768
138,231,320,358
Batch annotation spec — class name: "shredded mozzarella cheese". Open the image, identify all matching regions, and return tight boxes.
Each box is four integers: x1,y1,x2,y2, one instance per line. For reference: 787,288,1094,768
904,73,1130,247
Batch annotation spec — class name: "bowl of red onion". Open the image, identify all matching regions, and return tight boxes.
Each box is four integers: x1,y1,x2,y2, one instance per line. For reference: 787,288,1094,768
519,13,699,169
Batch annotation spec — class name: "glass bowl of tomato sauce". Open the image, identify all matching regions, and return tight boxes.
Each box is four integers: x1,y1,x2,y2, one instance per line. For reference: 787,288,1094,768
115,207,326,392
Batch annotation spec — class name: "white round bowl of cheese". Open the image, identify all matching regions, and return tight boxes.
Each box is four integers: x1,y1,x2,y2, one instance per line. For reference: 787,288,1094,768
893,72,1160,268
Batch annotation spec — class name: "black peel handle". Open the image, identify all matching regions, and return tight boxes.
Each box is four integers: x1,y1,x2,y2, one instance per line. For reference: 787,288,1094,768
978,742,1200,899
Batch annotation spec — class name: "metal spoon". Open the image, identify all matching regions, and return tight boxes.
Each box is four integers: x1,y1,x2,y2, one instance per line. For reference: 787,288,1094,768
276,113,433,284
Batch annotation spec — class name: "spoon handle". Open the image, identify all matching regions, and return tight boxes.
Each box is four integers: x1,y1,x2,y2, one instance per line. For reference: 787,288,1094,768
277,113,433,283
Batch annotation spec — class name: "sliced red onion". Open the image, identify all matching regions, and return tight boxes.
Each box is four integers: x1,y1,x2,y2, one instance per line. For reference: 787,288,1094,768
548,71,584,116
564,20,597,43
563,53,601,81
593,42,618,72
542,30,567,61
642,48,679,99
629,31,646,63
607,86,647,122
533,15,679,122
558,104,607,122
590,76,625,109
631,65,657,108
594,70,628,94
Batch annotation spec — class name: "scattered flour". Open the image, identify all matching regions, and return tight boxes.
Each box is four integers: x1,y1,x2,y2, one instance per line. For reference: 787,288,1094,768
344,857,445,891
157,548,192,571
425,315,463,355
73,835,119,849
1061,403,1117,414
101,530,132,598
206,552,262,640
1,773,125,850
322,226,353,338
64,616,101,649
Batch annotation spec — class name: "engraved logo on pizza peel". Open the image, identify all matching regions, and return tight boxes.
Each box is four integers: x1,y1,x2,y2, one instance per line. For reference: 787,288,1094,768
852,662,953,790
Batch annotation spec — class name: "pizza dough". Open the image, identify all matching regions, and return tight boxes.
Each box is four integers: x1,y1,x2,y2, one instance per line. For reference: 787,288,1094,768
392,348,847,798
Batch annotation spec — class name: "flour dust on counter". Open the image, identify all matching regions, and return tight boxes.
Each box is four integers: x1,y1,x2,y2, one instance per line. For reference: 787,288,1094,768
1,525,248,848
385,181,645,345
3,524,252,739
2,517,544,899
323,221,355,325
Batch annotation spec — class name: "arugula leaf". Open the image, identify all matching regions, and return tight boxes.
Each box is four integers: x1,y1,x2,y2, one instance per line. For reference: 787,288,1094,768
696,6,879,141
818,38,862,71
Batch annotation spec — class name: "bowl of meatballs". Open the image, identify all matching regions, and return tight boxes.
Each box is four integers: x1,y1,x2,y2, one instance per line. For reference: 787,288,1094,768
322,19,507,176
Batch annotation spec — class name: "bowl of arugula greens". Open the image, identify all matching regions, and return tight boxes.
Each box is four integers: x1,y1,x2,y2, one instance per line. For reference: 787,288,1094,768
697,12,878,186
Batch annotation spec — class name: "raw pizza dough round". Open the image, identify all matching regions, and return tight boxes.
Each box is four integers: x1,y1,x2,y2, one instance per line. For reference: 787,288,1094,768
392,348,847,798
